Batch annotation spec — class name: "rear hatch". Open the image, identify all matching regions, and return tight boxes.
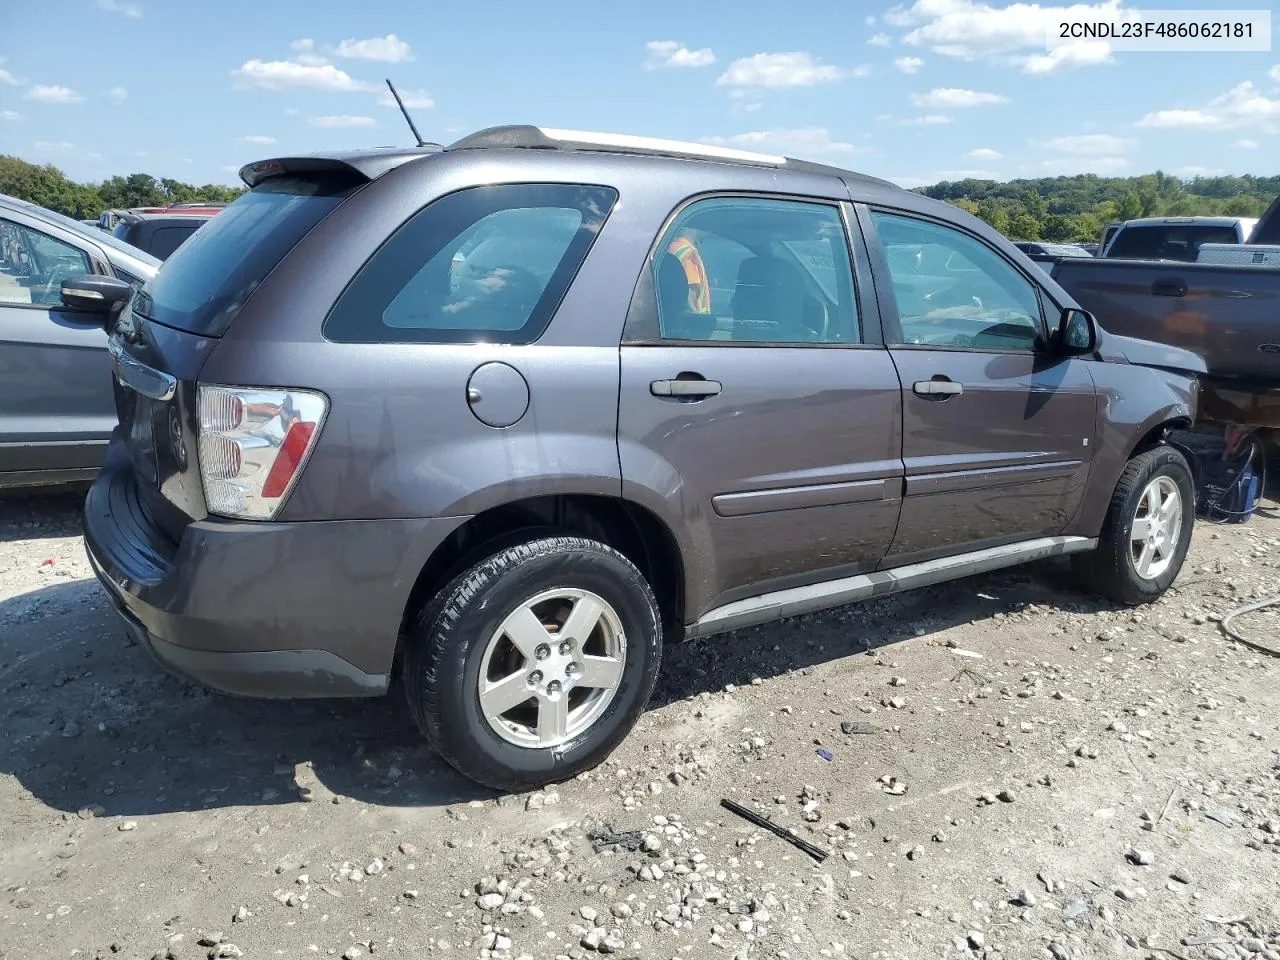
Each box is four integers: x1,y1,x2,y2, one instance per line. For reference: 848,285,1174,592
107,168,365,540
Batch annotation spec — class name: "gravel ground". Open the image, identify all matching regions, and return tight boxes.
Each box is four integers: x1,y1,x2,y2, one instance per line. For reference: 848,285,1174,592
2,489,1280,960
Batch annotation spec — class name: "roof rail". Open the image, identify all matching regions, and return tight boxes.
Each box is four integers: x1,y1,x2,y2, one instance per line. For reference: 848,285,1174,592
447,125,787,166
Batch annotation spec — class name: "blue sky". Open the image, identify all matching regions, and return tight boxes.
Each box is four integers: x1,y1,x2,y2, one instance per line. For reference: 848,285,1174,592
0,0,1277,189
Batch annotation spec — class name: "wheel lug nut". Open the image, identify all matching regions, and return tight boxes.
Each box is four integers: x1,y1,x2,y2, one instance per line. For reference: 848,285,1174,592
565,662,579,677
528,670,543,686
535,643,551,661
546,680,562,697
559,640,572,655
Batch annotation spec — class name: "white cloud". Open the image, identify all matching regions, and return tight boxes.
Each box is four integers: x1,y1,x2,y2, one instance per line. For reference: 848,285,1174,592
716,51,851,88
967,147,1002,159
894,56,924,73
1136,82,1280,133
899,114,955,125
1236,138,1260,149
1039,156,1130,175
0,110,20,120
850,64,873,78
1174,165,1225,178
233,59,374,93
868,33,892,46
0,57,21,86
287,38,330,66
237,135,278,144
33,140,74,150
24,84,84,103
866,14,877,25
886,0,1121,74
708,127,873,159
1269,65,1280,82
1017,41,1110,75
309,114,377,128
96,0,142,17
377,87,435,109
107,86,128,104
1041,133,1135,154
911,87,1007,109
333,34,413,62
644,40,716,69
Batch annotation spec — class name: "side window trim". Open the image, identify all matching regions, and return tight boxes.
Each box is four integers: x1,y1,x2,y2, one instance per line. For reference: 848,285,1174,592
858,203,1050,353
622,191,881,348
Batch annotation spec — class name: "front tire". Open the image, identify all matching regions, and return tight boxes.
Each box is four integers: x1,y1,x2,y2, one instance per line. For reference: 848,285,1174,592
1073,444,1195,605
402,535,662,792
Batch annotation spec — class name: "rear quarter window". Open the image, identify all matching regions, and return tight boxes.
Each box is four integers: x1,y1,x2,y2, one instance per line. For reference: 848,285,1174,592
323,183,618,345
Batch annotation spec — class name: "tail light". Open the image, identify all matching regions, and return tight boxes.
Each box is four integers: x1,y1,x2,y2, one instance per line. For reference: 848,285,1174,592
197,384,328,520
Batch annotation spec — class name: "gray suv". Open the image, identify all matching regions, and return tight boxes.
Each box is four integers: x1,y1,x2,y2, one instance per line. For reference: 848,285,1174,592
82,126,1204,790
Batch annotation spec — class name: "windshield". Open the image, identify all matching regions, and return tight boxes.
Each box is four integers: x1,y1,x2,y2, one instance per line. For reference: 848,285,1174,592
1106,224,1239,261
134,174,355,336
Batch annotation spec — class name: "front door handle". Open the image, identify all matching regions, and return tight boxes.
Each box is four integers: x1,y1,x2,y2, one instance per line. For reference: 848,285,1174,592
651,377,722,398
913,378,964,399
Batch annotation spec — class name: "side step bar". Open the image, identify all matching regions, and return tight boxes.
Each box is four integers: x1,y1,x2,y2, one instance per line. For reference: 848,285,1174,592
685,535,1097,640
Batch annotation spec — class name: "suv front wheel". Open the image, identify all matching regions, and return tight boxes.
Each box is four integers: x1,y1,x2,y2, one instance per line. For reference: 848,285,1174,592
402,535,663,791
1074,444,1195,605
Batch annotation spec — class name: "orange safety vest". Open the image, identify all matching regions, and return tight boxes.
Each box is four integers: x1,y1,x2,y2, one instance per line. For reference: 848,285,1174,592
666,236,711,313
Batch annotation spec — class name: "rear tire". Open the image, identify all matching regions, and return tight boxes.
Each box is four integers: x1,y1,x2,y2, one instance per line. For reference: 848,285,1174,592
1073,444,1195,605
402,535,662,792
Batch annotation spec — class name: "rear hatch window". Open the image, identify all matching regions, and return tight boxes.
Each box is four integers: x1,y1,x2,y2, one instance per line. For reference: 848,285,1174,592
132,174,357,337
1106,225,1238,261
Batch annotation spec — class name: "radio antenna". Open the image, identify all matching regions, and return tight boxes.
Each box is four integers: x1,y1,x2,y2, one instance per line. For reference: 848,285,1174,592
385,79,425,147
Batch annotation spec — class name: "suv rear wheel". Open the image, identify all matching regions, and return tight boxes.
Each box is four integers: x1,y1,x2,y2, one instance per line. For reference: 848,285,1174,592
1074,444,1195,605
402,535,663,791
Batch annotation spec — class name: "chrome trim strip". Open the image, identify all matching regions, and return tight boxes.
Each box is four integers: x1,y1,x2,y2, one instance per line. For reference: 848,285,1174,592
686,535,1097,638
108,338,176,402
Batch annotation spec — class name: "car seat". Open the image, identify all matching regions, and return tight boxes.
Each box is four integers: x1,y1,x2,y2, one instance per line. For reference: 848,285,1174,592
730,256,825,341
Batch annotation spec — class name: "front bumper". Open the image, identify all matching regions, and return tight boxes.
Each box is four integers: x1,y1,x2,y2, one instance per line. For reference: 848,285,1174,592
84,448,468,698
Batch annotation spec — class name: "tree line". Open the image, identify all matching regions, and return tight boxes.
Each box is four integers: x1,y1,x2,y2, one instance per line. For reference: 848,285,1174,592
921,171,1280,242
3,153,1278,244
0,155,244,219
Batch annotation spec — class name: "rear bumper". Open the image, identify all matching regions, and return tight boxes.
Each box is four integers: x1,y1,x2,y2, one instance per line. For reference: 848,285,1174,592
84,447,468,698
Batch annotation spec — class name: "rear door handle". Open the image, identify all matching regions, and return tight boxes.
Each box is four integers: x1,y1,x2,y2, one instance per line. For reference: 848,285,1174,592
913,379,964,398
650,377,722,398
1151,277,1188,298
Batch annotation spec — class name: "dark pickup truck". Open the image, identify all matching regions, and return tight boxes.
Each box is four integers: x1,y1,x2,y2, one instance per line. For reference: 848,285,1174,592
1050,257,1280,389
1051,195,1280,393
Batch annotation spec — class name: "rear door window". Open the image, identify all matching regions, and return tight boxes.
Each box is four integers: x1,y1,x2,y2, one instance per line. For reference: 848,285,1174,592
133,174,356,336
324,183,617,344
148,224,200,260
641,196,861,344
1106,225,1239,261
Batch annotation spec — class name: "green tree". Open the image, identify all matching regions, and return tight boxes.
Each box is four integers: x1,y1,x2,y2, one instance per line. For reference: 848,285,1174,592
0,154,244,218
975,200,1010,235
1042,214,1074,241
1009,212,1042,240
1116,193,1144,221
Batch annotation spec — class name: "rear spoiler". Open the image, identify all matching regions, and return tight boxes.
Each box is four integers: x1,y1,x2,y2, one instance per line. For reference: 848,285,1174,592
239,147,441,189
